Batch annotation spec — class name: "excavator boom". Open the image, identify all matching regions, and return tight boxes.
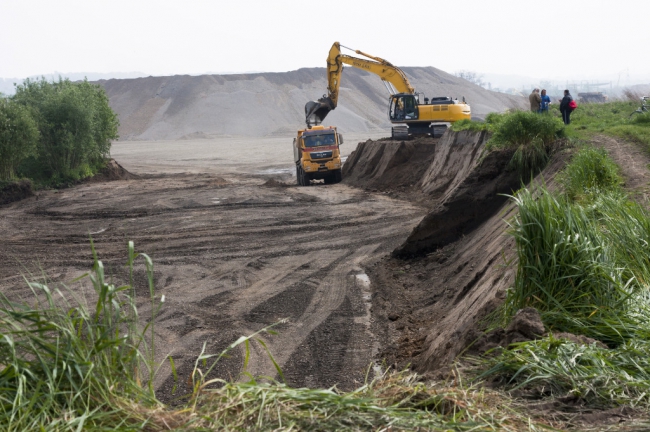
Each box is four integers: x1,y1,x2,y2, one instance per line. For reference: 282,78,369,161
306,42,415,126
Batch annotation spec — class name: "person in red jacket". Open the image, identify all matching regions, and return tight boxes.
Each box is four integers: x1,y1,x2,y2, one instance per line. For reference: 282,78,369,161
559,90,573,125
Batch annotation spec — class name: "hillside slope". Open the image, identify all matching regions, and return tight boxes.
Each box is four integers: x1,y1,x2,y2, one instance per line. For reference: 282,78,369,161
98,68,525,141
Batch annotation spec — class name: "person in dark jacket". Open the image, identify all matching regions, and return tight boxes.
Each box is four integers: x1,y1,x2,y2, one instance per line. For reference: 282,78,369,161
559,89,573,124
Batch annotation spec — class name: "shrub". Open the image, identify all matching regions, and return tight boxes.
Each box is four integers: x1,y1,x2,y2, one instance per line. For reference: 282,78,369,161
559,147,623,202
0,98,39,180
487,110,564,150
12,77,119,183
485,111,565,175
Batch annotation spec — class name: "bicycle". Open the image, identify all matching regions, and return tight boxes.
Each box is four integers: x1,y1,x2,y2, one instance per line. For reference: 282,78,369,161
630,96,649,117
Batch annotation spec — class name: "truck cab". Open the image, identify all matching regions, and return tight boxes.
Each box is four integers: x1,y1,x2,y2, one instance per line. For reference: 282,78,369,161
293,125,343,186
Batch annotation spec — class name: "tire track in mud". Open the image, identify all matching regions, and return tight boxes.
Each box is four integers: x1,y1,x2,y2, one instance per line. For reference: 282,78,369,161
0,174,426,396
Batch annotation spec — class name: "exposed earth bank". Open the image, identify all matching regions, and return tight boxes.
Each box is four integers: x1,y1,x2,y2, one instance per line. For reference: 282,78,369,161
342,131,568,373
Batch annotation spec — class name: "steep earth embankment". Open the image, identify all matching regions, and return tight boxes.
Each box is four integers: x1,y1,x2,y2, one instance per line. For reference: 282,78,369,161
344,131,566,372
97,68,525,141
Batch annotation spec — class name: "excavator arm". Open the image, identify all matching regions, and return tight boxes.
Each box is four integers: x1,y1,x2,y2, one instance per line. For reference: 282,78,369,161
306,42,415,126
305,42,470,132
327,42,415,105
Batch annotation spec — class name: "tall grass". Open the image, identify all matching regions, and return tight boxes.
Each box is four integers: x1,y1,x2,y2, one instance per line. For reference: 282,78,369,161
558,146,623,202
475,147,650,408
505,187,650,345
0,240,161,430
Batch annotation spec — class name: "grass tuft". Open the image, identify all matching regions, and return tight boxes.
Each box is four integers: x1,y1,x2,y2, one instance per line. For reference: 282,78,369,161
483,110,565,176
558,146,623,203
474,336,650,409
449,119,487,132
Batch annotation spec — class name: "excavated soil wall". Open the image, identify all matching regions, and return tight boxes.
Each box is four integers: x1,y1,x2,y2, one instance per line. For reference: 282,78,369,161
344,131,566,373
0,180,34,205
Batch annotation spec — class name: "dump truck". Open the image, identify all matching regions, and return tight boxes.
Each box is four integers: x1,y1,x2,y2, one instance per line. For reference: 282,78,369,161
294,125,343,186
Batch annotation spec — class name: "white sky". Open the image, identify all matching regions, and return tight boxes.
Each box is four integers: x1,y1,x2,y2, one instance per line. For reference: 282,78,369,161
1,0,649,81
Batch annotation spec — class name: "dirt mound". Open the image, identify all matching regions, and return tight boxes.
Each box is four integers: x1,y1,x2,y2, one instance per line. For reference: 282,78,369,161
342,132,519,237
89,159,139,182
262,178,291,187
342,137,438,192
97,68,525,140
0,179,34,205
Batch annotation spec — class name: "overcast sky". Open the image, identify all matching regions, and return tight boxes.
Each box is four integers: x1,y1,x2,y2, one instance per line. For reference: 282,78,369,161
1,0,649,82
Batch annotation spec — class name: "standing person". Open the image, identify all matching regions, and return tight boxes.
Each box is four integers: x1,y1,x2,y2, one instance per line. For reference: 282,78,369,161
540,89,551,113
529,88,541,113
559,89,573,124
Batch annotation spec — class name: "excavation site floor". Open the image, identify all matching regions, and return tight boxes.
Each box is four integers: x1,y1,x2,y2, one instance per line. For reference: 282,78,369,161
0,134,425,399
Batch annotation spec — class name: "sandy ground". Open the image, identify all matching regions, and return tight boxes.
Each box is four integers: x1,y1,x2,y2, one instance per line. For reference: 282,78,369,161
109,133,386,176
0,133,425,400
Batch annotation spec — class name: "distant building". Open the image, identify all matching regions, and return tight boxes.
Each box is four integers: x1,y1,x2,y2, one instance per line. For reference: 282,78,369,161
578,92,608,103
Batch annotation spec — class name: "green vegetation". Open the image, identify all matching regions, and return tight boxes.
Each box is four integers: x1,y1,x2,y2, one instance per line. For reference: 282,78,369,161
451,110,565,176
486,111,565,175
0,77,118,184
504,187,650,345
448,118,487,132
477,147,650,408
557,146,623,202
0,98,40,179
562,100,650,149
0,241,161,430
478,337,650,408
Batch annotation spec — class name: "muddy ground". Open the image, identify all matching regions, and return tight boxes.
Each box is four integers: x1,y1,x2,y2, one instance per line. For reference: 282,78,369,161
0,134,425,401
2,132,649,428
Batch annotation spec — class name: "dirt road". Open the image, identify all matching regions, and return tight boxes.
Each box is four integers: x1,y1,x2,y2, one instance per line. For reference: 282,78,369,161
0,135,425,398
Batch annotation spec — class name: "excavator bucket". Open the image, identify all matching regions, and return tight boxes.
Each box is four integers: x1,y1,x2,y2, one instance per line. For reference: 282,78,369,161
305,96,335,127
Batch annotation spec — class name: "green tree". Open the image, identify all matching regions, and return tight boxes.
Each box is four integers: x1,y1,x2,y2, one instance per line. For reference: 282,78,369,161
0,99,40,180
13,77,119,182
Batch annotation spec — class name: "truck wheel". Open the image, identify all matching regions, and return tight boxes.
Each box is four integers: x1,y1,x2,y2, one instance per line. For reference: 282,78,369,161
333,169,342,183
296,166,302,185
299,167,310,186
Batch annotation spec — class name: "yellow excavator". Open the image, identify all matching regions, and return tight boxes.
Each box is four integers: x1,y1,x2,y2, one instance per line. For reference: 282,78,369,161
305,42,471,139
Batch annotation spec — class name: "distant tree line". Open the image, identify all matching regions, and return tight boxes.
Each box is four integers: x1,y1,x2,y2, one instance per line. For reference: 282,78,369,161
454,70,485,87
0,78,118,183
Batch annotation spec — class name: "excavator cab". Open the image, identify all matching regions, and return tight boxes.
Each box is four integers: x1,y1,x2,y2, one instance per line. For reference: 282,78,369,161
389,94,419,121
